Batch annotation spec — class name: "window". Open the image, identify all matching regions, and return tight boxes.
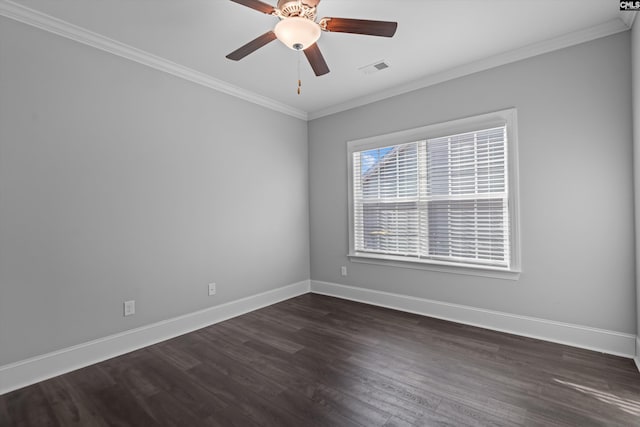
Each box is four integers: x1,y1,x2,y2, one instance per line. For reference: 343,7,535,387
348,109,520,277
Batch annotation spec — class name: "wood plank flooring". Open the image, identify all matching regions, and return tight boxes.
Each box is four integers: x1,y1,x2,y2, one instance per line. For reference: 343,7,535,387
1,293,640,426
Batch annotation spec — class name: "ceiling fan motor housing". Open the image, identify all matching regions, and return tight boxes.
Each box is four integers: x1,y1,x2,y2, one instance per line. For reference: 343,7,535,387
276,0,317,20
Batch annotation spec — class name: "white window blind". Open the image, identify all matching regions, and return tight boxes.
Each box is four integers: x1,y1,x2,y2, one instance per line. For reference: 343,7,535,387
352,126,511,269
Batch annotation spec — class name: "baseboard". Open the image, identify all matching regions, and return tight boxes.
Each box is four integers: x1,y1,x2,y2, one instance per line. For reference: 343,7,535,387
0,280,310,395
635,337,640,373
2,279,635,395
310,280,636,359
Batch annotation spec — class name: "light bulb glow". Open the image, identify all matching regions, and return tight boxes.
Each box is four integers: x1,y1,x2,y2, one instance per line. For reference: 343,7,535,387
274,17,321,50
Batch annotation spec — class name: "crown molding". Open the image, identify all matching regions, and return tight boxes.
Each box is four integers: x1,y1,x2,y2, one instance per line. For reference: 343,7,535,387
620,10,637,28
1,0,630,123
308,18,630,120
0,0,308,121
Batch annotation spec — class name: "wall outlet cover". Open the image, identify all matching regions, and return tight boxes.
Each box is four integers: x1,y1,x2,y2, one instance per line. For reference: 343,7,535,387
124,300,135,316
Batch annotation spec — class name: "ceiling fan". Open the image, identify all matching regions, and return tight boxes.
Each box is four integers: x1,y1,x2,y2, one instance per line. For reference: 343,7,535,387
226,0,398,76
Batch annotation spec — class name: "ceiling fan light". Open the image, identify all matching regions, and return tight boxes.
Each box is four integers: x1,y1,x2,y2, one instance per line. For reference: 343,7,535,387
274,17,321,50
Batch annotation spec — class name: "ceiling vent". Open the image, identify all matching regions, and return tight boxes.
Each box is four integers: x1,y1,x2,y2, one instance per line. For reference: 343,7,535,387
359,60,390,75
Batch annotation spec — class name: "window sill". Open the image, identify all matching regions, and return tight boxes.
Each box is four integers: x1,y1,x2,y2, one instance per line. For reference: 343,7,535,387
348,252,521,280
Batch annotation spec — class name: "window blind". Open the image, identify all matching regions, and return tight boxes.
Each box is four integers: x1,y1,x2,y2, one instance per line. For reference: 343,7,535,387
352,126,510,268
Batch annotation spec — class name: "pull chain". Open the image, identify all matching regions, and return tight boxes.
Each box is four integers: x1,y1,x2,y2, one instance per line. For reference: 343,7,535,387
296,0,303,95
297,51,302,95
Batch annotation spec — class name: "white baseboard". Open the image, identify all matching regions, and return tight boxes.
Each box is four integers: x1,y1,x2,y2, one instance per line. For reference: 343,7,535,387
310,280,637,359
2,279,635,395
635,337,640,373
0,280,310,395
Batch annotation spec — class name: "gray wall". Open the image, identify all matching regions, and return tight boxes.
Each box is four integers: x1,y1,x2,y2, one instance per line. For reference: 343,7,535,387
309,32,636,334
0,17,309,366
634,21,640,343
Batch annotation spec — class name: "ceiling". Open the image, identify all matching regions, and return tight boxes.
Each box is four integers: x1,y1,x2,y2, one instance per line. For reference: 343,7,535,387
2,0,634,119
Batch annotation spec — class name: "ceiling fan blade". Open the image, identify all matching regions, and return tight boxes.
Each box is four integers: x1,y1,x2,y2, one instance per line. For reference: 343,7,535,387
226,31,277,61
301,0,321,7
322,17,398,37
229,0,276,15
304,43,330,76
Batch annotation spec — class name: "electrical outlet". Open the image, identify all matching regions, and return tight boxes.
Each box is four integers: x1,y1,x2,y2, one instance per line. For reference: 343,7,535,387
208,282,216,296
123,300,135,316
341,266,347,277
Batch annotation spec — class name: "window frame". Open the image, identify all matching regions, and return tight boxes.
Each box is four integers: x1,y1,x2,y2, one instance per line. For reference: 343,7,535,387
347,108,521,279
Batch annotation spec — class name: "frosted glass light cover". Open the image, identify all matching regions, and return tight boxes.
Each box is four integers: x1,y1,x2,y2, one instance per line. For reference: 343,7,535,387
274,17,321,50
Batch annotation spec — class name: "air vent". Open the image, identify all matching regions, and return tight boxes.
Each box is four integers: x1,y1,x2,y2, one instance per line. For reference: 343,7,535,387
359,60,391,75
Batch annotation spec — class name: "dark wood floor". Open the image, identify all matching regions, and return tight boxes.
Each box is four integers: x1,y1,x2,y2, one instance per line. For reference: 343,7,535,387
2,294,640,426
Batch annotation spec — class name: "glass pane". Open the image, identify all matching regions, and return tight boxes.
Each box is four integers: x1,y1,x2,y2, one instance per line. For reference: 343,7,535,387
362,201,419,256
361,143,418,200
427,198,508,264
427,127,506,196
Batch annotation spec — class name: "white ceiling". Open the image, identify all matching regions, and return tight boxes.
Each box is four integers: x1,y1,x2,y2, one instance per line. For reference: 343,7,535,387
3,0,634,119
